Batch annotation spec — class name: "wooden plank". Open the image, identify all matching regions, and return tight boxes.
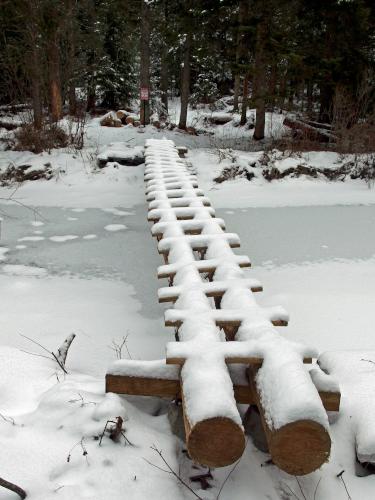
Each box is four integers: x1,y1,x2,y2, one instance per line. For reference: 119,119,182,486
159,242,240,256
166,356,313,367
165,318,288,328
106,374,180,398
106,373,339,411
158,285,263,303
157,260,251,280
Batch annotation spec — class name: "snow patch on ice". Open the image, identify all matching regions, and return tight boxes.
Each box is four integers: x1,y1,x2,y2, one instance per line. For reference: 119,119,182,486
104,224,127,232
50,235,79,242
2,264,47,276
18,236,45,242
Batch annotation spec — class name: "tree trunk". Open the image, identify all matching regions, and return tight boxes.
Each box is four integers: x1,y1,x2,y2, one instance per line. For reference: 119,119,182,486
233,74,241,112
306,80,313,117
30,44,43,129
253,13,268,141
140,0,151,125
47,34,62,122
240,74,249,126
233,0,249,112
67,0,77,115
178,31,191,130
160,44,169,118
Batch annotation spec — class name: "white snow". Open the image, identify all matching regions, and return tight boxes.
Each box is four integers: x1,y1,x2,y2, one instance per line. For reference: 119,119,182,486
50,235,79,242
104,224,127,232
2,264,47,276
0,114,374,499
18,236,45,242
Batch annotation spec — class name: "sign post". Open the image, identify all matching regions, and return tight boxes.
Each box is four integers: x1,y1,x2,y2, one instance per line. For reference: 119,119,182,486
140,87,149,126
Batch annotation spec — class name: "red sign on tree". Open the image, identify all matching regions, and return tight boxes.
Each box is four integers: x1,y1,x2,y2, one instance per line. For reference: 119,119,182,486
140,87,149,101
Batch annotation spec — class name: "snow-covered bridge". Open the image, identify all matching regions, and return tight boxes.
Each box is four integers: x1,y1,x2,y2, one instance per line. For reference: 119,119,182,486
106,138,340,475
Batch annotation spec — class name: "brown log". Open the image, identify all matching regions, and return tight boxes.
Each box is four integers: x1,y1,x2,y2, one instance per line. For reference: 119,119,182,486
247,367,331,475
181,392,245,468
106,374,180,398
165,318,287,329
159,242,240,257
157,260,251,280
106,373,339,410
283,117,336,143
158,284,263,304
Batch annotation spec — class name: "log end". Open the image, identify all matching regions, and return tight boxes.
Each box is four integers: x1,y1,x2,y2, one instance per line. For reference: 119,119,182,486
187,417,245,468
270,419,331,475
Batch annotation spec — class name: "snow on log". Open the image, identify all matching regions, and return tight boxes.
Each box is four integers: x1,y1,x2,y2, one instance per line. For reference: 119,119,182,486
283,117,336,143
105,138,339,471
318,351,375,465
106,359,340,411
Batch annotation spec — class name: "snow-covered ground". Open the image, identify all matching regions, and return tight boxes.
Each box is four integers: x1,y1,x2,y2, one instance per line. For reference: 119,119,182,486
0,115,374,499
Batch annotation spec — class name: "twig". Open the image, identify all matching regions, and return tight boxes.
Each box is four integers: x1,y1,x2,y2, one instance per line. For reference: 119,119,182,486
295,477,307,500
361,358,375,366
19,333,75,374
282,482,302,500
0,476,27,499
67,437,89,465
216,438,248,499
313,477,322,500
0,412,16,425
109,332,132,360
145,445,204,500
337,470,352,500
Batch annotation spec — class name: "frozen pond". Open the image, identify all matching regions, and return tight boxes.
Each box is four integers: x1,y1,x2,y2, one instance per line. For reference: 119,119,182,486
219,205,375,267
1,203,374,303
0,203,161,319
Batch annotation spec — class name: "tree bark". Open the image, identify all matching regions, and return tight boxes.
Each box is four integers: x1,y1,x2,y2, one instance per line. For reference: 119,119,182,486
233,0,249,112
240,74,249,125
66,0,77,115
253,12,268,141
0,476,26,499
30,43,43,129
160,44,169,117
140,0,151,125
233,74,241,112
178,31,192,130
47,34,63,122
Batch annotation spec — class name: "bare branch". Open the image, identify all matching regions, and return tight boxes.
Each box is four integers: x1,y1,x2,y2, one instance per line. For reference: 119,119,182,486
0,476,27,499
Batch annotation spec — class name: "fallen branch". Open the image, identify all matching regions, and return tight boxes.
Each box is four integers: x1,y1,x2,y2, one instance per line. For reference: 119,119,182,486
19,333,76,374
144,445,203,500
0,476,27,499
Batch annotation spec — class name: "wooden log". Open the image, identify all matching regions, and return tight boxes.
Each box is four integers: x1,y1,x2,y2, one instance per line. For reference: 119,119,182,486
283,117,336,143
157,259,251,280
105,373,340,410
165,318,288,329
182,401,245,467
247,366,331,475
106,373,180,398
158,284,263,304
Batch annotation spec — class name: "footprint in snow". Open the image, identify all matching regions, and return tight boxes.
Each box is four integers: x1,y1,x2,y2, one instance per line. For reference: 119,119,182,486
50,235,79,242
104,224,127,232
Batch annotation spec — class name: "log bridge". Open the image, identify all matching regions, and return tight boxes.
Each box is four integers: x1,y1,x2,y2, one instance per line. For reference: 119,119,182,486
106,139,340,475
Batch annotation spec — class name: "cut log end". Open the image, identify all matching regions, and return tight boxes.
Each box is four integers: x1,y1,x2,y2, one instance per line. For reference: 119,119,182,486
186,416,246,468
269,419,331,475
